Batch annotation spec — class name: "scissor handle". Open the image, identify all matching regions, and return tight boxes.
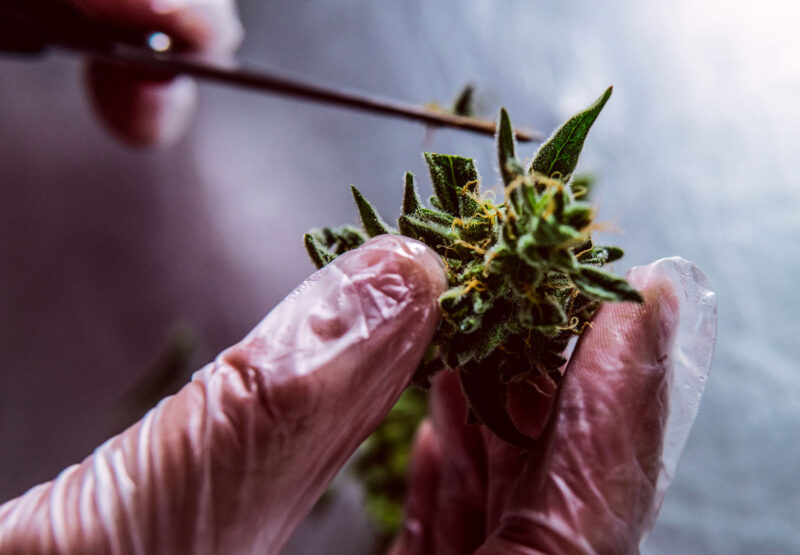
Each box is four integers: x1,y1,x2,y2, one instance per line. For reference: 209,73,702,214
0,0,153,55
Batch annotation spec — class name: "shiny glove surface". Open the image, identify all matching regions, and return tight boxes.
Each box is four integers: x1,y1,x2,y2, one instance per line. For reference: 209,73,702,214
390,257,717,555
0,236,446,554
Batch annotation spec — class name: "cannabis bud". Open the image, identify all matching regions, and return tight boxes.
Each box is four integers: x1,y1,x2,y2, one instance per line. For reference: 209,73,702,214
305,86,641,449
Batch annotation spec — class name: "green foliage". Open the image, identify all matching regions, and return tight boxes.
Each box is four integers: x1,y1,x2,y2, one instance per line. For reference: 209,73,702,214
531,86,612,181
353,388,427,538
305,87,643,537
305,87,641,451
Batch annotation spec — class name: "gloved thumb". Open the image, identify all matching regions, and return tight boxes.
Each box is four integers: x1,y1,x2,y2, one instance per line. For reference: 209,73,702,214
0,235,446,554
477,258,717,554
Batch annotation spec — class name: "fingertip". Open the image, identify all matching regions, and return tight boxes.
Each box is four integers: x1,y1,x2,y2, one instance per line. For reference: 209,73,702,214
347,235,448,304
583,263,682,368
85,61,197,147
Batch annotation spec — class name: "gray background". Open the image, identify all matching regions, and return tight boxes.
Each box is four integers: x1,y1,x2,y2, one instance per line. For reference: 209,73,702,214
1,0,798,552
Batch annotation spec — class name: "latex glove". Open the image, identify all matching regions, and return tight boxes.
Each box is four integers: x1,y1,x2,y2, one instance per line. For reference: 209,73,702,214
69,0,244,145
391,257,718,555
0,235,446,554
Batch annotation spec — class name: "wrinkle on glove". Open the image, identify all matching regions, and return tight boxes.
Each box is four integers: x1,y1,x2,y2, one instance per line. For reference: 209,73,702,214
0,235,446,555
71,0,244,145
394,257,717,555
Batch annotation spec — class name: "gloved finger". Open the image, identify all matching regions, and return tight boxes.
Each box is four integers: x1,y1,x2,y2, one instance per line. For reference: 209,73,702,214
0,235,446,555
477,257,717,555
429,370,489,555
388,421,442,555
70,0,244,145
481,375,560,533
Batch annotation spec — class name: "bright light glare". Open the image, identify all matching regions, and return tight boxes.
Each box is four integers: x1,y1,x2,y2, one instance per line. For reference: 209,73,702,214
148,32,172,53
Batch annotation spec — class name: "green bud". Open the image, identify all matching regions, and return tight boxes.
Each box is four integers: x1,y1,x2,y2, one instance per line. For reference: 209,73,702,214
304,88,640,473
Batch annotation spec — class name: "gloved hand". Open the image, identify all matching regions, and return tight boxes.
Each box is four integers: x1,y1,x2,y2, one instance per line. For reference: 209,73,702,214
390,257,717,555
0,237,716,555
69,0,244,145
0,236,447,554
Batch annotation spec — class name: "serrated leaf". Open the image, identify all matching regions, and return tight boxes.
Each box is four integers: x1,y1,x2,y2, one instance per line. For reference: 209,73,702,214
424,153,479,217
531,86,612,181
351,185,394,237
574,266,643,302
304,233,335,269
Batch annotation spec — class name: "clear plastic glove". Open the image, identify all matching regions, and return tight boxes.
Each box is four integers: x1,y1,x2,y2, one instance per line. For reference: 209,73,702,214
69,0,244,145
0,236,447,554
390,257,718,555
0,245,717,555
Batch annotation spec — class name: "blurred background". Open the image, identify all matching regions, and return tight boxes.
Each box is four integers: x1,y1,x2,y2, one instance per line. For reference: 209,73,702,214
1,0,798,552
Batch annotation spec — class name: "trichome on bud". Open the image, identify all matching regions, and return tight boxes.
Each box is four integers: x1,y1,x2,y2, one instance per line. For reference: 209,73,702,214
305,86,641,449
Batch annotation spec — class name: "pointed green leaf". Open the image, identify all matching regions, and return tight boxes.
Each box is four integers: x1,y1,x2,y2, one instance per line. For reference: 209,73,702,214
599,246,624,263
573,266,643,302
304,233,335,269
497,114,525,184
531,86,612,180
497,108,528,215
351,185,393,237
496,108,518,185
424,153,478,217
402,172,421,215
